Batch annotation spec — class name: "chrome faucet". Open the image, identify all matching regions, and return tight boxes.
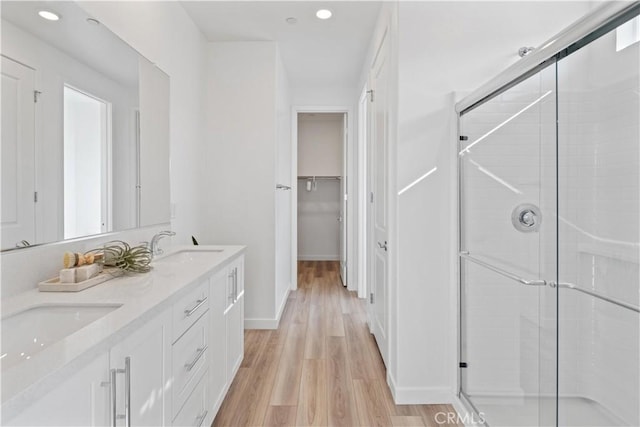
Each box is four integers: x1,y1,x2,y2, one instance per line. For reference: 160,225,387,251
150,230,176,258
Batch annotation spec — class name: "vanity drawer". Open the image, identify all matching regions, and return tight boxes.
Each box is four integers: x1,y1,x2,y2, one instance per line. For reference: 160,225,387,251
173,369,209,427
173,280,209,342
172,313,209,417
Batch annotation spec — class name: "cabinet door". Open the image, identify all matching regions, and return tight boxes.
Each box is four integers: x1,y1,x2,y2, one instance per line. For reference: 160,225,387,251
6,352,110,426
110,310,170,427
225,294,243,381
209,268,228,412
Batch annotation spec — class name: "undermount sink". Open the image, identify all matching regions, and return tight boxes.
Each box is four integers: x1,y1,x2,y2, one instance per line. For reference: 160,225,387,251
1,304,121,370
154,249,223,264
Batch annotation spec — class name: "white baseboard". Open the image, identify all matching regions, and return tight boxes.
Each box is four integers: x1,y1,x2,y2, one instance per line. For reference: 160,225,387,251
275,287,290,323
297,255,340,261
387,372,454,404
244,288,291,330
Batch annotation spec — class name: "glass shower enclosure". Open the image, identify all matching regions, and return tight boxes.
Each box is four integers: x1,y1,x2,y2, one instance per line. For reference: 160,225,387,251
457,3,640,426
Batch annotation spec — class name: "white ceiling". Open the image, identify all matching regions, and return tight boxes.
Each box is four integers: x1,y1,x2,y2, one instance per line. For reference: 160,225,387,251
181,1,382,90
1,1,140,88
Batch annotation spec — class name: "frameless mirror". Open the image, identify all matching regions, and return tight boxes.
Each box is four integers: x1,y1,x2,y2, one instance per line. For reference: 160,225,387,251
1,1,170,251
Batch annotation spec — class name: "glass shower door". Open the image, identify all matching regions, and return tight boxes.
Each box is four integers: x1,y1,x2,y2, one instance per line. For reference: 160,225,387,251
459,65,558,426
556,15,640,427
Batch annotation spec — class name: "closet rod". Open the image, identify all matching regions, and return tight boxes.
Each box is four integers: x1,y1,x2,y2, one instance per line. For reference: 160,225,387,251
297,176,342,180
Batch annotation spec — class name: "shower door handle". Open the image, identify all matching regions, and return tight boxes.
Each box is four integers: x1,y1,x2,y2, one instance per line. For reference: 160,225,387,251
460,252,546,287
522,279,547,287
377,241,387,251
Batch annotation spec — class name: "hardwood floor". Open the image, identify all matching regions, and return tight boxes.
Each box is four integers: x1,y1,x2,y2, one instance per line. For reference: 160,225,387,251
213,261,461,427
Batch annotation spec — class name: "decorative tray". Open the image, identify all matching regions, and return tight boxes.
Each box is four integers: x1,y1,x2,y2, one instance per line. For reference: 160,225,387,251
38,268,121,292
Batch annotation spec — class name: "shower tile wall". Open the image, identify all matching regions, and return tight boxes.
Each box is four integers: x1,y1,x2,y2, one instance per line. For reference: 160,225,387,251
558,24,639,425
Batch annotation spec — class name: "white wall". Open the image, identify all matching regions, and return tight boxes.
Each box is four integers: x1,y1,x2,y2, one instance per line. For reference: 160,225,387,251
205,41,292,328
275,47,293,321
298,113,343,177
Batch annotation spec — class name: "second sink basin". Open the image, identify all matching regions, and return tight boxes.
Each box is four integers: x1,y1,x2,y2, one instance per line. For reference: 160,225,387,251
154,249,223,264
1,304,121,371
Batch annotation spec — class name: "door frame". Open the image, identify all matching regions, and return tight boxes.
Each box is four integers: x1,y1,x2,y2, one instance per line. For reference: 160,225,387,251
357,87,369,299
291,105,355,291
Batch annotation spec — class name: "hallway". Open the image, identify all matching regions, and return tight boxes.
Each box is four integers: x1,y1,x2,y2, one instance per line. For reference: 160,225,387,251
213,261,460,426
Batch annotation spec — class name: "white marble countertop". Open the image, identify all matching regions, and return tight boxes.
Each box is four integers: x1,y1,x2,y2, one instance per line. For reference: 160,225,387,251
0,245,245,420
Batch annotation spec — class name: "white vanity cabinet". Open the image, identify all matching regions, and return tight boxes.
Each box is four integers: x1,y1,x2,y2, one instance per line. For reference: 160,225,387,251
8,308,171,427
3,249,245,427
208,267,229,414
109,309,171,427
206,254,245,422
171,278,210,425
225,256,244,382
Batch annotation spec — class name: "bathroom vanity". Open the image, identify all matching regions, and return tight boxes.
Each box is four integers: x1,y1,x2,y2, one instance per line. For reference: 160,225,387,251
1,245,245,427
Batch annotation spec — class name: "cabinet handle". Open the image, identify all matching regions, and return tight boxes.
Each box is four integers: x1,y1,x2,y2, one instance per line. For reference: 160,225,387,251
111,357,131,427
195,410,208,427
184,297,207,317
233,268,238,302
228,271,235,302
185,345,208,372
124,357,131,427
110,369,117,427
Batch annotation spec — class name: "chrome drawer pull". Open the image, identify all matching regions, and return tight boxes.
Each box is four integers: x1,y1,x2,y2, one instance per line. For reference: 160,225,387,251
195,410,208,427
185,345,208,372
184,297,207,317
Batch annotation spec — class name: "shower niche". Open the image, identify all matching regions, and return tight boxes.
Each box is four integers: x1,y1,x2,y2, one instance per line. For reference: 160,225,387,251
457,4,639,426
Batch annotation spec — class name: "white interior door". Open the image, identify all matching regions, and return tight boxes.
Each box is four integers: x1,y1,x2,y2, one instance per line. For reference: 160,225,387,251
340,113,348,285
368,33,390,367
1,56,36,249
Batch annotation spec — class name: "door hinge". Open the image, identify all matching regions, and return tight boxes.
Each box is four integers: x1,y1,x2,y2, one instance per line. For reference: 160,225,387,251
370,292,375,304
459,362,468,368
370,192,374,203
33,90,42,103
34,191,38,203
367,89,374,102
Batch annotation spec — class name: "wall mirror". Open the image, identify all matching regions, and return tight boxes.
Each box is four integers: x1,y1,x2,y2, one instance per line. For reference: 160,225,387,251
1,1,170,251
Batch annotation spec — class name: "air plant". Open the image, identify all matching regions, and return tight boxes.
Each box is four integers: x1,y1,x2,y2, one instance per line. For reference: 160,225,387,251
86,240,152,273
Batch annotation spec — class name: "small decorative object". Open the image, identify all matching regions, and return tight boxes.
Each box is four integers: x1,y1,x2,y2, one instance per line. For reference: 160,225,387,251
63,251,103,268
87,240,152,273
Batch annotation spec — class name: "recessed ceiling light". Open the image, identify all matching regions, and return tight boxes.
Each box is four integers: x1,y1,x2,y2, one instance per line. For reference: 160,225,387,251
316,9,332,20
86,18,100,26
38,10,60,21
285,17,298,25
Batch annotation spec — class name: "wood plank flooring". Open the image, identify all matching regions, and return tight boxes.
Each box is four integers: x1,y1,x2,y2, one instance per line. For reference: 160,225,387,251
213,261,461,427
